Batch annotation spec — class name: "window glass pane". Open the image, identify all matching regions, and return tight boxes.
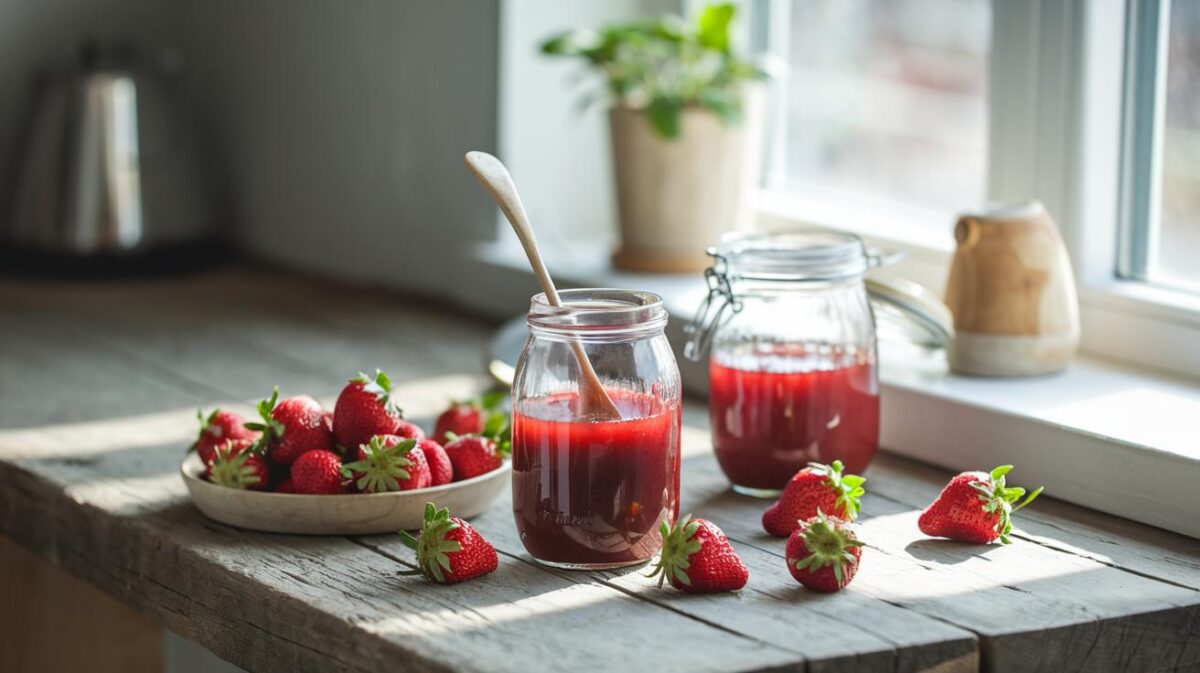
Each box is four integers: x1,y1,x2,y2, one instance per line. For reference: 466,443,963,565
773,0,990,216
1154,1,1200,289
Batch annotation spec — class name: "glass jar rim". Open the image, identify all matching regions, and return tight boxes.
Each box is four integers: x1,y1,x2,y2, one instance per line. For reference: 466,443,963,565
713,230,870,281
527,288,668,335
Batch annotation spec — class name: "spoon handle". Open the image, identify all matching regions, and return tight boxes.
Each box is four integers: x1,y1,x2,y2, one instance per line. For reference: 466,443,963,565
464,152,621,421
464,152,562,306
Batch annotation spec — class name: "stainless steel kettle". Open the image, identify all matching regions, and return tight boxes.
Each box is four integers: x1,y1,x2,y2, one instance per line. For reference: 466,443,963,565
7,44,214,259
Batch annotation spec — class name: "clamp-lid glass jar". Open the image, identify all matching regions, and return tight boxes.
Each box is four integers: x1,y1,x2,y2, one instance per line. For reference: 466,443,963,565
512,289,681,569
685,232,881,497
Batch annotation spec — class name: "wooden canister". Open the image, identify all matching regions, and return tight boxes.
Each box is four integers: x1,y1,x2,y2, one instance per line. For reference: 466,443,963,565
943,201,1080,376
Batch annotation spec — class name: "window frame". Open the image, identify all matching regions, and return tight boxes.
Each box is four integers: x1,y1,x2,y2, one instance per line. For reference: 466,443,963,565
753,0,1200,381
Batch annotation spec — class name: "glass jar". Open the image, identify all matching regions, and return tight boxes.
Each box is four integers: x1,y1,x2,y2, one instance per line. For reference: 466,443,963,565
685,232,881,497
512,289,681,569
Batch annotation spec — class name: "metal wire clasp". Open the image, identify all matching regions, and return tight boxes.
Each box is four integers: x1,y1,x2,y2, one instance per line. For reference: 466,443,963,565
683,251,742,361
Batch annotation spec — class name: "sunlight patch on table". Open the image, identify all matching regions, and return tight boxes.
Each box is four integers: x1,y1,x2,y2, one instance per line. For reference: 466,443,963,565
359,583,613,637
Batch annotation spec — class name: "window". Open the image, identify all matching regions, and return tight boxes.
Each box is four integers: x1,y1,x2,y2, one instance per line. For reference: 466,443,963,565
761,0,991,227
1121,0,1200,293
754,0,1200,379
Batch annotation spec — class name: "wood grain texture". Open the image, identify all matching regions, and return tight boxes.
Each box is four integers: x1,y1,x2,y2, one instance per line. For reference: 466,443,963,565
1,268,1198,673
672,423,1200,673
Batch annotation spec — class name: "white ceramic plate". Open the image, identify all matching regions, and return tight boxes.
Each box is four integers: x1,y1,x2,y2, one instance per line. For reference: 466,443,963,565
181,454,510,535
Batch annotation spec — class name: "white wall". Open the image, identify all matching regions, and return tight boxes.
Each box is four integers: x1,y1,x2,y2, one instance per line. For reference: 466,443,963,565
177,0,500,297
2,0,681,303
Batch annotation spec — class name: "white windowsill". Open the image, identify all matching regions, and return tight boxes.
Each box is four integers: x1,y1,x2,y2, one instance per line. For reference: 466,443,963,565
470,236,1200,539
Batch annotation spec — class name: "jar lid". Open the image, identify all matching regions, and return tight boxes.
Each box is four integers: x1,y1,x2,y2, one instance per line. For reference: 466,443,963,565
685,230,954,358
715,231,870,281
866,275,954,350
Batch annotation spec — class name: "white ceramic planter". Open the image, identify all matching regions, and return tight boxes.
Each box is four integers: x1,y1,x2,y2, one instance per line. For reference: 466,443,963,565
608,85,765,273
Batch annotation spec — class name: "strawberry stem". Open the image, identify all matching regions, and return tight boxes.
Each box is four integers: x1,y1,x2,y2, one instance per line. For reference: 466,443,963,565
1011,486,1044,513
354,369,402,416
342,436,417,493
806,460,866,521
403,502,463,583
208,441,261,489
974,465,1044,544
244,387,285,454
791,511,862,588
645,515,702,590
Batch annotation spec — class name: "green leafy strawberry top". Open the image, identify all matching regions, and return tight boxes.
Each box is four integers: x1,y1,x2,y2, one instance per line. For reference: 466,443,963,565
208,442,262,490
810,460,866,521
971,465,1044,544
792,511,863,586
244,386,286,451
481,410,512,458
341,436,418,493
646,515,704,588
355,369,402,417
193,408,218,443
399,503,463,583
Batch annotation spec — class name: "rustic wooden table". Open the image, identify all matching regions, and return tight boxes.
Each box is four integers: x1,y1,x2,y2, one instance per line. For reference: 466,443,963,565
1,269,1198,673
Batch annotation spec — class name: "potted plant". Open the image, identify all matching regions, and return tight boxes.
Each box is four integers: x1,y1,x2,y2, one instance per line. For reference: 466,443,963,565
542,3,769,273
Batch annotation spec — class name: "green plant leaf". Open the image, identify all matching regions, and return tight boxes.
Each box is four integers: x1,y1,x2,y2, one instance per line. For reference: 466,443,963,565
646,96,682,139
479,390,508,410
698,88,740,126
538,3,763,136
696,3,736,53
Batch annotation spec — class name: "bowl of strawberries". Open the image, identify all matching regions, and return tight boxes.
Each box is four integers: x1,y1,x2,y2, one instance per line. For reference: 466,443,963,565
181,370,512,535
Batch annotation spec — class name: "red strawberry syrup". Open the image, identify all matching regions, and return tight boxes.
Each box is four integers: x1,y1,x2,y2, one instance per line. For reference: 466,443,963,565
709,346,879,494
512,390,681,568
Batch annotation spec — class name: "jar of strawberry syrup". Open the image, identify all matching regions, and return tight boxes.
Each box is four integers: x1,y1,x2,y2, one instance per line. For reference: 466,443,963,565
512,289,681,569
685,232,887,497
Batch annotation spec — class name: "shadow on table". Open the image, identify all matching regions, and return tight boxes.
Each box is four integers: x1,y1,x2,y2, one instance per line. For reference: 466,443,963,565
903,538,994,565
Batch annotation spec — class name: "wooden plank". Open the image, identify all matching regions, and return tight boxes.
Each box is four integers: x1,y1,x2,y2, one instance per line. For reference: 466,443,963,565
672,424,1200,672
1,273,981,671
0,276,806,673
863,455,1200,591
2,269,1198,673
0,534,163,673
0,413,804,673
0,270,492,406
359,486,978,673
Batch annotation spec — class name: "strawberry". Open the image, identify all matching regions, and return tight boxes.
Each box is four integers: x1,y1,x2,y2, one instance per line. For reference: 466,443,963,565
919,464,1043,544
646,515,748,593
762,460,865,537
786,512,863,592
207,439,268,491
443,410,511,480
419,439,454,486
393,419,426,442
275,478,296,494
433,390,506,442
290,449,346,495
400,503,498,583
246,388,334,465
190,408,257,466
332,370,405,452
443,437,502,480
342,435,431,492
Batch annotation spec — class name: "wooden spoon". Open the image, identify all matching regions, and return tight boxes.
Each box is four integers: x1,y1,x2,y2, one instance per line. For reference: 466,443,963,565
464,151,622,421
